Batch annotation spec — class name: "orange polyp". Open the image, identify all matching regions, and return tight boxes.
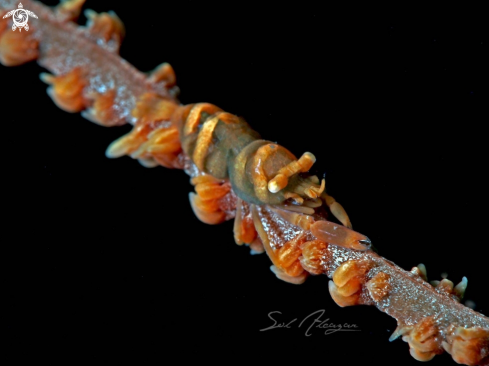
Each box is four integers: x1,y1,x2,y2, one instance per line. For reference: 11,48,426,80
189,193,225,225
148,62,177,87
84,89,119,126
252,205,308,280
132,93,178,125
410,348,436,362
332,259,369,287
145,140,181,155
284,260,305,277
40,68,86,113
0,21,38,66
189,174,231,226
194,182,230,201
366,272,392,302
299,240,328,275
56,0,85,21
276,240,303,268
310,220,370,251
193,195,220,213
84,8,125,49
270,265,308,285
329,259,372,302
126,125,182,168
136,129,180,154
336,277,363,297
106,123,156,159
328,281,361,307
449,327,489,365
401,317,442,362
106,93,181,166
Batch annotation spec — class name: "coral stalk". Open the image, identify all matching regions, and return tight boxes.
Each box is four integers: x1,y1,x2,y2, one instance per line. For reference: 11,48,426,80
1,1,488,364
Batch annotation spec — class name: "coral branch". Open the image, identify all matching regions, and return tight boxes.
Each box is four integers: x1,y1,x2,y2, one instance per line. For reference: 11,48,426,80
0,0,177,126
1,1,487,364
254,205,489,365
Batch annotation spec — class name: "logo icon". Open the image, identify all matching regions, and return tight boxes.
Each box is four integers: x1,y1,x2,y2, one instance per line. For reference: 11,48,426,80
2,3,38,32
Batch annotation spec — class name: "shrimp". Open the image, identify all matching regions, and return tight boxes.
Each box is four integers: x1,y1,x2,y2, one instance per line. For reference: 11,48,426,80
1,1,488,364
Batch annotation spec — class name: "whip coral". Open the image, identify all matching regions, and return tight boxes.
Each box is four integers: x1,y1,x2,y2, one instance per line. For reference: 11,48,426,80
1,1,488,364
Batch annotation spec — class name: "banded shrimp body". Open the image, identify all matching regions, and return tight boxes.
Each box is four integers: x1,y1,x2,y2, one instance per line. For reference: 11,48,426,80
2,1,488,364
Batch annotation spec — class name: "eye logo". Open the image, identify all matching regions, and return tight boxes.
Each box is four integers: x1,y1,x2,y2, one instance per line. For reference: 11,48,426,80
2,3,38,32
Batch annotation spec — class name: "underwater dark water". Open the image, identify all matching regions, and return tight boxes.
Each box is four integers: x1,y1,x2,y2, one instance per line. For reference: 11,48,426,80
2,1,488,364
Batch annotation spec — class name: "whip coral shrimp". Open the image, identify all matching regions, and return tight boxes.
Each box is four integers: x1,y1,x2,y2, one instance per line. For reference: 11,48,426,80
1,1,488,364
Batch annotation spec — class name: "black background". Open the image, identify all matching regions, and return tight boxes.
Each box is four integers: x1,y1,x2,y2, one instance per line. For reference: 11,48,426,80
2,1,489,364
